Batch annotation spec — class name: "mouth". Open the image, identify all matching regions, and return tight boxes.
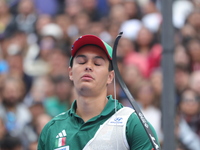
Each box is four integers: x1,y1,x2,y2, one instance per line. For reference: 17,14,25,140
81,74,94,80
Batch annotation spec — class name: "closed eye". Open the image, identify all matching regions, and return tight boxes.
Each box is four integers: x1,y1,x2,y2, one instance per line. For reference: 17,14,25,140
93,55,106,66
94,63,101,66
94,58,104,66
75,55,86,64
79,62,85,64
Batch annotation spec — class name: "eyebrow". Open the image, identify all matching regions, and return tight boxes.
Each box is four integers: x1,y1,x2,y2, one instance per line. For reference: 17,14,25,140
75,55,106,61
75,55,86,59
94,56,105,61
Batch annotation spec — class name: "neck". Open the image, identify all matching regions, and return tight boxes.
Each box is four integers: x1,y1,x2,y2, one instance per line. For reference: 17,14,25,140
76,95,108,122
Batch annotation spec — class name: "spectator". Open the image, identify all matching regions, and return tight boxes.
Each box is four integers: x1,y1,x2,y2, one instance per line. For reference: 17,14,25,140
64,0,82,20
174,64,190,104
185,10,200,39
81,0,102,22
0,76,32,149
121,64,143,96
116,37,135,59
177,88,200,149
186,38,200,71
109,4,129,25
180,24,197,45
6,46,33,95
53,75,73,106
24,76,50,107
149,68,162,109
179,88,200,134
13,0,37,34
43,75,72,117
47,48,70,78
72,11,91,37
123,0,142,20
35,75,60,117
124,26,162,78
174,44,191,71
134,80,163,143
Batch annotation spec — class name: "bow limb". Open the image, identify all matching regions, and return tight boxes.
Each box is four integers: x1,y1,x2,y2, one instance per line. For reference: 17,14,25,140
112,32,160,150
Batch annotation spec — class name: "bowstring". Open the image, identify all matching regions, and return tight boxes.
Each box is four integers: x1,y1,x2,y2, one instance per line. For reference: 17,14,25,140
113,73,118,150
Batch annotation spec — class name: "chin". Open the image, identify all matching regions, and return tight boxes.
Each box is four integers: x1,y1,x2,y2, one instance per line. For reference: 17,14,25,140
81,86,92,92
78,85,93,92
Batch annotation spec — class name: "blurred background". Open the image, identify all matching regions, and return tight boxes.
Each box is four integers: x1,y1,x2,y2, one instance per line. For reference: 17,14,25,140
0,0,199,149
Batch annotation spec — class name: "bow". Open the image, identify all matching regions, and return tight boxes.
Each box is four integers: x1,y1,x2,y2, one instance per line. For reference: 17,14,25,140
112,32,160,150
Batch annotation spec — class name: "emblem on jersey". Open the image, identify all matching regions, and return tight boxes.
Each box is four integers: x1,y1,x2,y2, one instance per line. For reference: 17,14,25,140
55,130,67,148
108,116,128,126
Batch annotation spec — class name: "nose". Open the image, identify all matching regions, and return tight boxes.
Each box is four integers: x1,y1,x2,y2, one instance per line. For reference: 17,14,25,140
84,60,93,71
85,67,92,71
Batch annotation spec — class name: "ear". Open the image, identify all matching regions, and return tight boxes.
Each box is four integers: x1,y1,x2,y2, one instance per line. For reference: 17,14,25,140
68,67,73,81
107,70,114,84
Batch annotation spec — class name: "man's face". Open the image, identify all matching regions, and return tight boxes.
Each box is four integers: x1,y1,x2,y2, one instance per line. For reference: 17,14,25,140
2,80,23,106
69,45,114,96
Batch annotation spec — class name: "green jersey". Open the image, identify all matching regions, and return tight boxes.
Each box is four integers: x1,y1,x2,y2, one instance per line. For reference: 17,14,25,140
38,95,159,150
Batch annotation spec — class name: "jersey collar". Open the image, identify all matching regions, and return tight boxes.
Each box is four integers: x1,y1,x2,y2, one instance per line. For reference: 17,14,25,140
68,95,122,118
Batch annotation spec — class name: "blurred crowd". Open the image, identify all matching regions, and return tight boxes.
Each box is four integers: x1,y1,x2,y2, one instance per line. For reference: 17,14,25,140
0,0,199,149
